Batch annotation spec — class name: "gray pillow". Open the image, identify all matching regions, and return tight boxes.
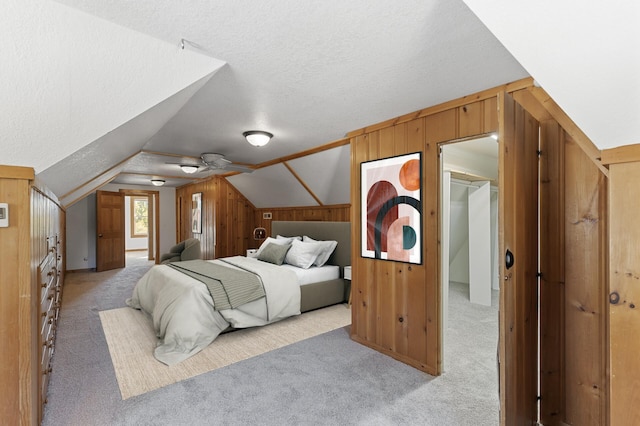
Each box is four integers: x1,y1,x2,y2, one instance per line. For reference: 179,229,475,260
257,242,291,265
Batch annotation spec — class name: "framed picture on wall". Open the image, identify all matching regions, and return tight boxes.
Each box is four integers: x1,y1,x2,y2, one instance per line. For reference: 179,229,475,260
361,152,422,264
192,192,202,234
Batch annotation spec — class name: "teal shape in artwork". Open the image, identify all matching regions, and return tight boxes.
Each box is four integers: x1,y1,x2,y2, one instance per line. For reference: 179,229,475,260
403,225,417,250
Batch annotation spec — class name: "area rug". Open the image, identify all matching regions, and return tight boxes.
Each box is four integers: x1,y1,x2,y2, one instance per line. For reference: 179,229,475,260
99,304,351,399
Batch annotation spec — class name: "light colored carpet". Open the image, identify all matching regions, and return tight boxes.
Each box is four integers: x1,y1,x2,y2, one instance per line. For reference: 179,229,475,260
100,304,351,399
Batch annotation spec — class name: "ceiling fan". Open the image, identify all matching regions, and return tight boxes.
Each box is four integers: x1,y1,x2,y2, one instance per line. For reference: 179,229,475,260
168,153,254,174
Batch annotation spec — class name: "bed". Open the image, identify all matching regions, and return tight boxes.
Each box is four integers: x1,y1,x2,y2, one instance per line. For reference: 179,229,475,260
272,221,351,312
126,221,351,365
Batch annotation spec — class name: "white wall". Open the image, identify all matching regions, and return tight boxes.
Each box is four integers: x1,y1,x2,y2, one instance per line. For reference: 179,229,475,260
65,184,176,270
448,184,470,284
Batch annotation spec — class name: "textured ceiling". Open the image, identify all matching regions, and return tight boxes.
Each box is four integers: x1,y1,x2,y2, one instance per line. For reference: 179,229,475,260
7,1,636,209
30,0,528,206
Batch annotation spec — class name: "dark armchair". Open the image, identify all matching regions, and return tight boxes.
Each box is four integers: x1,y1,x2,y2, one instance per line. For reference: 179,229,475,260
160,238,202,264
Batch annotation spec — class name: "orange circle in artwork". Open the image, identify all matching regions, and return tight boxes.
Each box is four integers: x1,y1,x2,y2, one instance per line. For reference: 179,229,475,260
399,159,420,191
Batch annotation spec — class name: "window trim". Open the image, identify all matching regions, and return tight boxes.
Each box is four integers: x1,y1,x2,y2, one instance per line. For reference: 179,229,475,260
130,196,149,238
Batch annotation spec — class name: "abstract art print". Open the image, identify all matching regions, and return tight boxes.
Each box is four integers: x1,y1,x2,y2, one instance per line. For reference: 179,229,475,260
361,152,422,264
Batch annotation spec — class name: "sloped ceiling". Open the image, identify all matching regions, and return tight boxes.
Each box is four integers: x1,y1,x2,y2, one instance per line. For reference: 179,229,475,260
227,145,351,208
3,1,636,210
39,74,218,205
1,0,223,176
17,0,530,207
463,0,640,149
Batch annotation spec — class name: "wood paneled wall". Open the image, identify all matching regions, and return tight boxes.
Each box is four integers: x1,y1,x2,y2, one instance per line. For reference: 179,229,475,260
176,177,350,257
540,122,608,425
607,155,640,426
350,81,613,425
251,205,350,247
175,177,253,259
349,95,499,375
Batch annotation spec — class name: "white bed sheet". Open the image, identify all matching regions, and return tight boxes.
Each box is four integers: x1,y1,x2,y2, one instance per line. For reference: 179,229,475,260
279,264,340,285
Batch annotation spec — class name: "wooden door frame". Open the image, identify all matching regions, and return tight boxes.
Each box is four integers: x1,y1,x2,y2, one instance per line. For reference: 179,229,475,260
119,189,161,264
438,133,500,373
436,94,540,425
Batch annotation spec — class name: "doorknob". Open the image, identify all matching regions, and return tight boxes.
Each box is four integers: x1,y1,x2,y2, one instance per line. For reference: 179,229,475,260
505,249,514,269
98,234,103,238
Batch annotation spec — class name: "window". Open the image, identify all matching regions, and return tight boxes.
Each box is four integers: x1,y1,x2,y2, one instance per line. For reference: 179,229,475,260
130,197,148,237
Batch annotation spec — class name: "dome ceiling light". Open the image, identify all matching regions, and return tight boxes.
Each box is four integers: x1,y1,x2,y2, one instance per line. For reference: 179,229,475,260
243,130,273,147
180,165,199,174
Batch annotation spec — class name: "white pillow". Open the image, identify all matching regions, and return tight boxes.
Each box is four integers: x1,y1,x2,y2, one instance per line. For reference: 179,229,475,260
277,234,302,241
284,239,325,269
302,236,338,267
256,237,292,257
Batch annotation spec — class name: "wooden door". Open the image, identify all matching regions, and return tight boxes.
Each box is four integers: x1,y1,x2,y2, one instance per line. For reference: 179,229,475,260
96,190,125,272
498,92,539,425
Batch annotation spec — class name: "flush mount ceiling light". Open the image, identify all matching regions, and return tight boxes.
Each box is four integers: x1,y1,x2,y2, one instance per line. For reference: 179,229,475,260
151,179,165,186
243,130,273,147
180,165,199,174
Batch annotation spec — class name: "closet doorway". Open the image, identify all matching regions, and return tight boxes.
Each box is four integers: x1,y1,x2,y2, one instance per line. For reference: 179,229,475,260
440,135,499,372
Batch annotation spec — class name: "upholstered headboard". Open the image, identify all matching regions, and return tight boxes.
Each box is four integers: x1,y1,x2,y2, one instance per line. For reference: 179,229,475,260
271,221,351,271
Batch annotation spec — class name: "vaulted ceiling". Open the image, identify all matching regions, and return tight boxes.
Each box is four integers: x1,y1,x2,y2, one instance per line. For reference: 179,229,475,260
2,1,638,208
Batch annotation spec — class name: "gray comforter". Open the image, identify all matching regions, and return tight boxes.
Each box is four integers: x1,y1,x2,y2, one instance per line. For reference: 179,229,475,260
126,256,300,365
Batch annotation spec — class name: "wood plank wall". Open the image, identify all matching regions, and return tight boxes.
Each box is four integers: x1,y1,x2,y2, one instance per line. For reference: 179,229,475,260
251,205,350,247
350,82,612,424
175,176,351,258
563,135,608,425
608,158,640,426
175,177,252,259
349,97,498,375
539,120,565,423
540,122,608,425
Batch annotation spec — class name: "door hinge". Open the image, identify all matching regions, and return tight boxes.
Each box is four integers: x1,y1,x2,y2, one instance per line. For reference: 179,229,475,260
537,149,542,158
536,272,543,278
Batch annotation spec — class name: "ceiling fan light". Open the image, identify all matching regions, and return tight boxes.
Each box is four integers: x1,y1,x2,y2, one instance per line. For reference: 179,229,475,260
151,179,165,186
243,130,273,147
180,165,199,174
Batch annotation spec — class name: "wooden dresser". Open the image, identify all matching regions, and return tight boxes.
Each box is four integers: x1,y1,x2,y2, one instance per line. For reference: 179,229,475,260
0,166,65,425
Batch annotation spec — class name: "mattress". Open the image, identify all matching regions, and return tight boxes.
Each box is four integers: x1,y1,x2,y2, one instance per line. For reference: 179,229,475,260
280,264,340,285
